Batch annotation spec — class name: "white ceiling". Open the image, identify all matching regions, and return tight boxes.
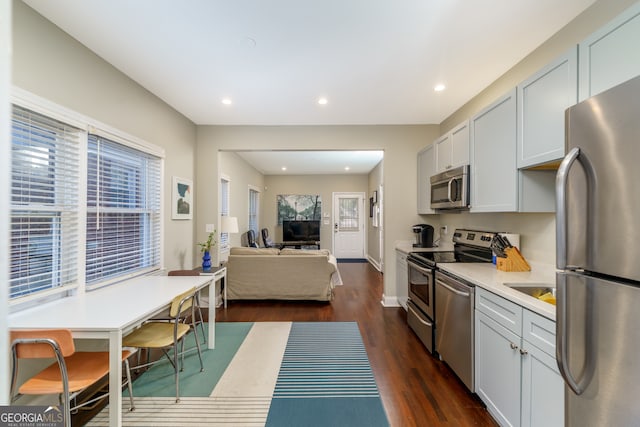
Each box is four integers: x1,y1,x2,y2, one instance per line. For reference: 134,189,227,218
233,150,384,175
23,0,595,175
24,0,596,127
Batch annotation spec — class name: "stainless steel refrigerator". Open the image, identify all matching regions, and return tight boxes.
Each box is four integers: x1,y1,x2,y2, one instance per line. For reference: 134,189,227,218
556,74,640,426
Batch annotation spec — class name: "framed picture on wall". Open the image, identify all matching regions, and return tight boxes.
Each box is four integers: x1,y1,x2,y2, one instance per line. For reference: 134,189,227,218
172,176,193,220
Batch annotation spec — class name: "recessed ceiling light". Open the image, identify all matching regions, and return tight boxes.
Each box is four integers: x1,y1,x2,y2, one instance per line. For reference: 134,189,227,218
434,84,446,92
344,166,350,171
318,97,328,105
222,98,232,105
281,166,287,171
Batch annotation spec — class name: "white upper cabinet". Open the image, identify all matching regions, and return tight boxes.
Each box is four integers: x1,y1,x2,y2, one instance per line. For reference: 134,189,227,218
470,89,518,212
517,47,578,169
434,133,451,172
579,2,640,101
435,120,469,173
417,144,435,214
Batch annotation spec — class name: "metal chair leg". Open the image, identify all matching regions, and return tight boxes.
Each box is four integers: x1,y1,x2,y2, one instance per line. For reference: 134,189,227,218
195,292,206,344
192,317,204,373
173,339,180,403
124,359,136,411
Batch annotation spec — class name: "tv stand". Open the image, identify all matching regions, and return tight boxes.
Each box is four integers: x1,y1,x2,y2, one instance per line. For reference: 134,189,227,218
276,240,320,250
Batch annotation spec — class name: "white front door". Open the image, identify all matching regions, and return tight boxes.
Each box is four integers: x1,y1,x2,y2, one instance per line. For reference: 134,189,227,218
332,193,365,259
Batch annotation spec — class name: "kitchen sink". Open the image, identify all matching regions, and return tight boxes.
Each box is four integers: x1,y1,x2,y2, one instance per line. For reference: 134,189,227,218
503,282,556,305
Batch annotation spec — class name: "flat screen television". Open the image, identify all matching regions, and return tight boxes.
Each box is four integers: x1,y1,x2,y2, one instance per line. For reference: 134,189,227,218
282,220,320,242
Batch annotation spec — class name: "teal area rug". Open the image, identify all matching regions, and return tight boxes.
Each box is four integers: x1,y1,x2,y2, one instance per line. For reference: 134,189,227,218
266,322,389,427
130,322,252,397
97,322,389,426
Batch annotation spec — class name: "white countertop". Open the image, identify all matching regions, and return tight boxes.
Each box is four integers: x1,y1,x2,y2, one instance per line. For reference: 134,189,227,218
438,262,557,320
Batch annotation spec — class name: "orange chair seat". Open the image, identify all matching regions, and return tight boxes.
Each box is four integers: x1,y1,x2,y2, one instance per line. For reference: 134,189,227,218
18,350,132,395
123,322,191,349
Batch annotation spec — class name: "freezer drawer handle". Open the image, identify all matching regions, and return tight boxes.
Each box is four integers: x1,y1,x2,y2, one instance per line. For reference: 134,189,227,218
408,305,433,327
437,280,470,298
556,147,580,270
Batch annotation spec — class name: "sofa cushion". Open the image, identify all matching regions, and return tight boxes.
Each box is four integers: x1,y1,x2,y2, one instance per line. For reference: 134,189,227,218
230,247,280,255
280,248,331,257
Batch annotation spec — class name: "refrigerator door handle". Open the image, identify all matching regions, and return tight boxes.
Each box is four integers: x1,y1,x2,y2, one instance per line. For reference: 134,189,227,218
557,273,593,395
556,147,580,270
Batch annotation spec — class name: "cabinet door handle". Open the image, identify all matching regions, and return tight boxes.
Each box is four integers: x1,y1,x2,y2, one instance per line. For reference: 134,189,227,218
509,342,518,350
520,348,528,356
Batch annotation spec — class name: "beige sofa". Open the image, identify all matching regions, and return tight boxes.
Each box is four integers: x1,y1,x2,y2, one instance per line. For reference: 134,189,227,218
226,247,341,301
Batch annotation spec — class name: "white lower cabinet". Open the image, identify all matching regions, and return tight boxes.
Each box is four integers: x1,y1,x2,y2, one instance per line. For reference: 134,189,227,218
520,339,564,427
476,310,522,426
396,250,408,309
475,288,563,427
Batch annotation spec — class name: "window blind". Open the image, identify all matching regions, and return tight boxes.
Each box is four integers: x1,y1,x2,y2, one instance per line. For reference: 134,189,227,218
86,134,161,286
10,106,81,299
248,188,259,235
220,178,230,250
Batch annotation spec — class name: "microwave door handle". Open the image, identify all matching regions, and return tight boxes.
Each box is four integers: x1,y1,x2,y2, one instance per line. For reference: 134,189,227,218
556,147,580,269
447,178,454,202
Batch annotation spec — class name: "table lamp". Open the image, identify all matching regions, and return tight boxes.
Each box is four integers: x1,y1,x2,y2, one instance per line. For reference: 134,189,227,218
221,216,239,234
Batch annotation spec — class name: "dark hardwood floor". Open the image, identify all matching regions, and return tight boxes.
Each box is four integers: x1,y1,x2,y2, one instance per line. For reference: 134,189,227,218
218,261,498,427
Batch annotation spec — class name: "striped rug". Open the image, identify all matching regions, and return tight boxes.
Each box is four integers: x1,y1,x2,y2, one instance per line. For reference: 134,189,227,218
88,322,388,427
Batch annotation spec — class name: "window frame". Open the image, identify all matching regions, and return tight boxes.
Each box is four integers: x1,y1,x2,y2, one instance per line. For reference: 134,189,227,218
10,87,165,308
248,185,260,237
219,175,231,253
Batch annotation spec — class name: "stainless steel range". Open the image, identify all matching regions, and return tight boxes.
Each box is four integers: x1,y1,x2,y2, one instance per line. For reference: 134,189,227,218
407,229,496,387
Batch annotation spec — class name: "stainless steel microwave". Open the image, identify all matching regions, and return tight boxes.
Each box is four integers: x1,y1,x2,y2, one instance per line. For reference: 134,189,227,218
430,165,470,210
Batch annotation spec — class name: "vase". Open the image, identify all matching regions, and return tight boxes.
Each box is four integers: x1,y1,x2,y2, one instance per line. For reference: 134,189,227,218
202,250,212,272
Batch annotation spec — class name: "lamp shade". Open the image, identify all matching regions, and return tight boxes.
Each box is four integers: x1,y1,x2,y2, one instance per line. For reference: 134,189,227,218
221,216,239,234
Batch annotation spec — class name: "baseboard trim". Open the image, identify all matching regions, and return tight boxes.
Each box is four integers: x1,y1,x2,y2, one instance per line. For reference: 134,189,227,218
367,255,382,272
381,294,400,307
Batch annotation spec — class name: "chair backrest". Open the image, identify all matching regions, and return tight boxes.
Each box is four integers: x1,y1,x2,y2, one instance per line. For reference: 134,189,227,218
261,228,275,248
168,270,200,276
10,329,75,359
169,287,197,318
247,229,259,248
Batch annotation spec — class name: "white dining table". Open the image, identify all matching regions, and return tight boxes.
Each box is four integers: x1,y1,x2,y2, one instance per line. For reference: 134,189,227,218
8,271,224,427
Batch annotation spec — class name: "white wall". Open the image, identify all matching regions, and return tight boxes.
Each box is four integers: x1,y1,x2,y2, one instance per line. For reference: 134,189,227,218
263,174,369,249
218,151,265,252
1,0,11,405
367,160,384,269
436,212,555,264
196,125,439,303
12,1,199,271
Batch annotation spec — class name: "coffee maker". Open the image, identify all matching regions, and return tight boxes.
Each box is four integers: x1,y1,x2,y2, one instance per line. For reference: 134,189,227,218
412,224,434,248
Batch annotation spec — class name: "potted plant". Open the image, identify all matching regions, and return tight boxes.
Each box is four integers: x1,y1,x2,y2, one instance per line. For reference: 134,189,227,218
198,231,216,272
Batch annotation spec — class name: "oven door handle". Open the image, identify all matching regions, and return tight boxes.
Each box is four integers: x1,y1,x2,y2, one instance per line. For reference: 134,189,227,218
408,304,433,327
407,260,433,275
437,280,471,298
